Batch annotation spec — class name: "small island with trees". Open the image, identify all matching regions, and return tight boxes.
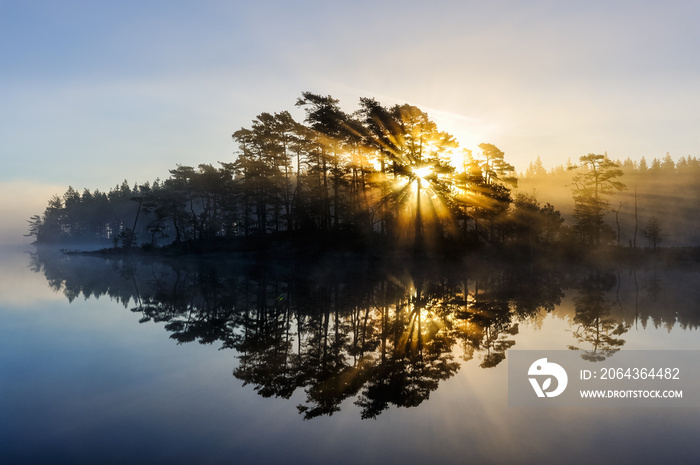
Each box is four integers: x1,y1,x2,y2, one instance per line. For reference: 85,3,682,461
24,92,700,420
26,92,700,263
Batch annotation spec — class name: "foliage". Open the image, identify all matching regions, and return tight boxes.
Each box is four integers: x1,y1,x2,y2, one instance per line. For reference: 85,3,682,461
28,93,530,253
29,248,571,418
641,217,665,250
569,154,626,246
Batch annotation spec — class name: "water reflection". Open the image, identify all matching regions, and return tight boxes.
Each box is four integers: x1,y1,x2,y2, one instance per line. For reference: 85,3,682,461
28,248,700,418
568,271,630,361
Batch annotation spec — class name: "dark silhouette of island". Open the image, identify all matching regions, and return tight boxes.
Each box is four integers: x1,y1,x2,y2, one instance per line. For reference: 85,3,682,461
22,92,700,421
27,92,700,261
21,90,700,426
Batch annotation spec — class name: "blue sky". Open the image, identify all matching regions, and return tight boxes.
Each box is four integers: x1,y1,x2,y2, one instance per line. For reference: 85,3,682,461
2,0,699,242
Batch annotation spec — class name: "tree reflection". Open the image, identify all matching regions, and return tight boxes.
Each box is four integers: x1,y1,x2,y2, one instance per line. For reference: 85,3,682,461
568,271,630,361
32,248,700,418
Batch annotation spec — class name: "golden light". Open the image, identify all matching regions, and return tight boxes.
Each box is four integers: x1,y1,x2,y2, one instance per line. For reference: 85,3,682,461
418,306,434,322
412,165,433,180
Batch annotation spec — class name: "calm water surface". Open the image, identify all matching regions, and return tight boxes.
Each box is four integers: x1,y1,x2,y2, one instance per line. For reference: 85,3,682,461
1,245,699,464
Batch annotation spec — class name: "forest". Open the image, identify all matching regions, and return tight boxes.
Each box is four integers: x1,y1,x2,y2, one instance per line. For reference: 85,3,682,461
26,92,700,258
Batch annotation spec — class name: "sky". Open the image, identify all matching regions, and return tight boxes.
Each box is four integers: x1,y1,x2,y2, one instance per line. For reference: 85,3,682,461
2,0,699,243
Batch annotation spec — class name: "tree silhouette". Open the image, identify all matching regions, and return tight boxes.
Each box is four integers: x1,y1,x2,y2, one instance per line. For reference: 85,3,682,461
32,246,700,418
28,92,526,255
354,101,458,250
568,272,629,361
641,217,665,250
569,154,626,247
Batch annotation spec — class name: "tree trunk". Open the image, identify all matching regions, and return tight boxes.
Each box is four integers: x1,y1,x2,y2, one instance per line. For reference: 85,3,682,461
633,186,638,248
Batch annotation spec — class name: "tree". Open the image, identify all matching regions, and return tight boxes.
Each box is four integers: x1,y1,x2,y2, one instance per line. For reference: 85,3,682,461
641,216,665,250
232,111,303,235
478,143,517,187
568,272,629,361
509,194,564,253
453,144,516,243
38,195,64,243
569,154,626,247
25,215,43,241
661,153,676,174
295,92,348,231
358,102,458,249
638,157,648,173
525,156,547,177
27,92,523,253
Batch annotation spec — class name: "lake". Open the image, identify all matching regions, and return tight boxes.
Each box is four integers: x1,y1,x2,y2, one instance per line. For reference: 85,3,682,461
1,244,699,464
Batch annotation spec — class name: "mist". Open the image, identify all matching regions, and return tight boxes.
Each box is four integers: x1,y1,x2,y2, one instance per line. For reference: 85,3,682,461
517,155,700,247
0,181,67,245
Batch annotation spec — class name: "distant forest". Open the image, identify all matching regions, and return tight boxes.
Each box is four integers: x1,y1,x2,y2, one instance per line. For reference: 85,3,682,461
520,153,700,248
27,92,700,255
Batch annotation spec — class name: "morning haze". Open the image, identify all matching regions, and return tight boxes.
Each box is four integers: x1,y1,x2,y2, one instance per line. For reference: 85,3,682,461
2,2,700,247
3,2,700,464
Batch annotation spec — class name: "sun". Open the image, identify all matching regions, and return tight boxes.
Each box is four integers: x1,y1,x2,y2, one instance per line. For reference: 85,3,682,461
412,165,433,181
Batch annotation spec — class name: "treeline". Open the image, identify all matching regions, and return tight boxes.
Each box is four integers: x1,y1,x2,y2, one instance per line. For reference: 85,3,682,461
27,181,156,246
525,152,700,178
28,91,698,253
521,152,700,247
28,92,566,253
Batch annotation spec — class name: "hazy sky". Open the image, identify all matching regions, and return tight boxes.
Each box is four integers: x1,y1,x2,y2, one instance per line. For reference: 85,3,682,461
2,0,699,242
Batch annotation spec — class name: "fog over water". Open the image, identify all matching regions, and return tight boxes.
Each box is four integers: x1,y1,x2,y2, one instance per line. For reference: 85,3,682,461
4,3,700,462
